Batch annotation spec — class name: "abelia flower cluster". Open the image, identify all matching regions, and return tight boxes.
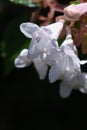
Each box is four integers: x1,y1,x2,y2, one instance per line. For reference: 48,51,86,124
31,1,87,53
14,21,87,98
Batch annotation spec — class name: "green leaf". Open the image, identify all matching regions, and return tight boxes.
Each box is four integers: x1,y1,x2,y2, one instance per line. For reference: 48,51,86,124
3,40,30,75
70,0,80,5
10,0,40,7
1,14,30,75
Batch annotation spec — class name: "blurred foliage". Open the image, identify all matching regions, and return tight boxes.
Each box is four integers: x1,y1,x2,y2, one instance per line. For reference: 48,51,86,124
9,0,41,7
10,0,31,5
0,0,33,75
70,0,80,4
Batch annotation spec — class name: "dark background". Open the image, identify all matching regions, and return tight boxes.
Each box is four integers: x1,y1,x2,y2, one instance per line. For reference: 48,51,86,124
0,0,87,129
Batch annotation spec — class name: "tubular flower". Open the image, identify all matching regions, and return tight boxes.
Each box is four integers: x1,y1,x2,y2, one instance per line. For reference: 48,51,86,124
42,27,80,82
60,71,87,98
14,49,48,80
20,20,65,59
14,21,87,98
14,49,32,68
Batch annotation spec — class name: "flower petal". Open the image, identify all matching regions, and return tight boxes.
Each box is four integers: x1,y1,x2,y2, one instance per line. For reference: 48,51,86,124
49,64,61,83
62,46,80,69
27,38,40,59
61,27,74,49
42,48,61,66
80,60,87,65
61,55,75,75
14,49,32,68
59,81,73,98
41,20,65,39
20,22,40,38
33,57,48,79
79,73,87,93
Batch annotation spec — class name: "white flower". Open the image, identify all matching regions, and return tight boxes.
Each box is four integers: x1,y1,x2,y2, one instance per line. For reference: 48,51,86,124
80,60,87,65
20,22,40,38
33,57,48,80
48,27,87,85
42,27,81,83
59,71,87,98
41,20,65,39
14,21,87,98
20,20,65,59
14,49,48,80
14,49,31,68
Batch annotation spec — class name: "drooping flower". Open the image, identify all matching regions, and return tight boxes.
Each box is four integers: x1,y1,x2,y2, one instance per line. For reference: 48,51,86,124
14,49,48,80
14,20,87,98
20,20,65,59
14,49,32,68
42,27,81,83
33,56,48,79
15,21,65,80
20,22,40,38
59,71,87,98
